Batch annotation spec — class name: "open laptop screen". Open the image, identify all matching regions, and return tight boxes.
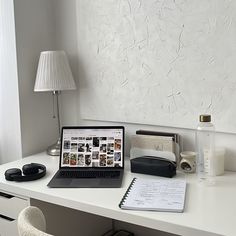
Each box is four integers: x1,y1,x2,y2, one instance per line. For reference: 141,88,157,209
60,126,124,168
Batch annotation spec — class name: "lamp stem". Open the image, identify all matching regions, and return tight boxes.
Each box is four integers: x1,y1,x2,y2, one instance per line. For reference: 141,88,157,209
53,91,61,137
47,91,61,156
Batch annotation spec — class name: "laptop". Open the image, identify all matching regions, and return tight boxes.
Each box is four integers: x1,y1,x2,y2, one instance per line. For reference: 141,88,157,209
48,126,125,188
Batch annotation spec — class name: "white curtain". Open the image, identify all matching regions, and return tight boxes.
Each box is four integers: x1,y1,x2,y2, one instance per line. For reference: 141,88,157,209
0,0,22,164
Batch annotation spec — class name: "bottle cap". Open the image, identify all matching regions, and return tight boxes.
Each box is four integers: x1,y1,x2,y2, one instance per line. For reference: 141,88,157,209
199,114,211,122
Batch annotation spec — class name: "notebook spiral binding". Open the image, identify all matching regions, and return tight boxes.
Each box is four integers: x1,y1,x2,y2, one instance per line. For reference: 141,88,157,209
119,178,137,208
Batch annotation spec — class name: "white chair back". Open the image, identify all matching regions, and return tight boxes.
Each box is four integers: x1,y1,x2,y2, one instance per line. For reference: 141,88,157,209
18,206,53,236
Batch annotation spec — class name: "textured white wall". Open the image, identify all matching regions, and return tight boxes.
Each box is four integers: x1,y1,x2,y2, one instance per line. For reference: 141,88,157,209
0,0,22,163
77,0,236,134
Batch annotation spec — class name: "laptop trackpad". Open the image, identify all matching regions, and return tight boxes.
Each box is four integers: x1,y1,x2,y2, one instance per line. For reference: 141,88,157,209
70,179,121,188
71,179,101,187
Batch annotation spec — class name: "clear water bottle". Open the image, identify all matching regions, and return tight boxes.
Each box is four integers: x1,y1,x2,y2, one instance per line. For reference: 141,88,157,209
195,114,215,185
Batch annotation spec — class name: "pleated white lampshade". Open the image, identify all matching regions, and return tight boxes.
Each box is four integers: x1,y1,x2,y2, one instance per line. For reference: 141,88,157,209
34,51,76,91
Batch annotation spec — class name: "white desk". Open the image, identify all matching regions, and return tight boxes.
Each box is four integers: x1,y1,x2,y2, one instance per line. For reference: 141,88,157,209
0,152,235,236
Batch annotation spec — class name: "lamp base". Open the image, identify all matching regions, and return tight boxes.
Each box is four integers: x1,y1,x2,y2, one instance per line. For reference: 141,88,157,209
47,139,61,156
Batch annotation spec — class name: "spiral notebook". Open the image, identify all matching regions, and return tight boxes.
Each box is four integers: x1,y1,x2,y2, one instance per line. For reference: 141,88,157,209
119,178,186,212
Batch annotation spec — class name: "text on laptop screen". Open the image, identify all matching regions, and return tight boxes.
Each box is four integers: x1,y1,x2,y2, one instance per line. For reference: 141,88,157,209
61,128,123,167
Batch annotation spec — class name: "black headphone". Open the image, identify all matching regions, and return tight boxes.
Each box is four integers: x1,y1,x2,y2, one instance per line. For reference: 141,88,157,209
5,163,46,182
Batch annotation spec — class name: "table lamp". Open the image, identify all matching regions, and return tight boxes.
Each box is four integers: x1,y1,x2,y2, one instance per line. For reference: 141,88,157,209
34,51,76,156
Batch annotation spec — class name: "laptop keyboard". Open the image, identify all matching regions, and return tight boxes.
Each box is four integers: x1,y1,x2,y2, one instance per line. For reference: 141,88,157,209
58,170,120,179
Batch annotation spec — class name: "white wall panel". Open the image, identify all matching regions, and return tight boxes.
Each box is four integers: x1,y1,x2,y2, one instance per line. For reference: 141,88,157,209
0,0,22,163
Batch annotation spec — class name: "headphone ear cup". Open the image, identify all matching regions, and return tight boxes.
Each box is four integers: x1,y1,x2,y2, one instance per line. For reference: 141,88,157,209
5,168,22,181
22,163,39,175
